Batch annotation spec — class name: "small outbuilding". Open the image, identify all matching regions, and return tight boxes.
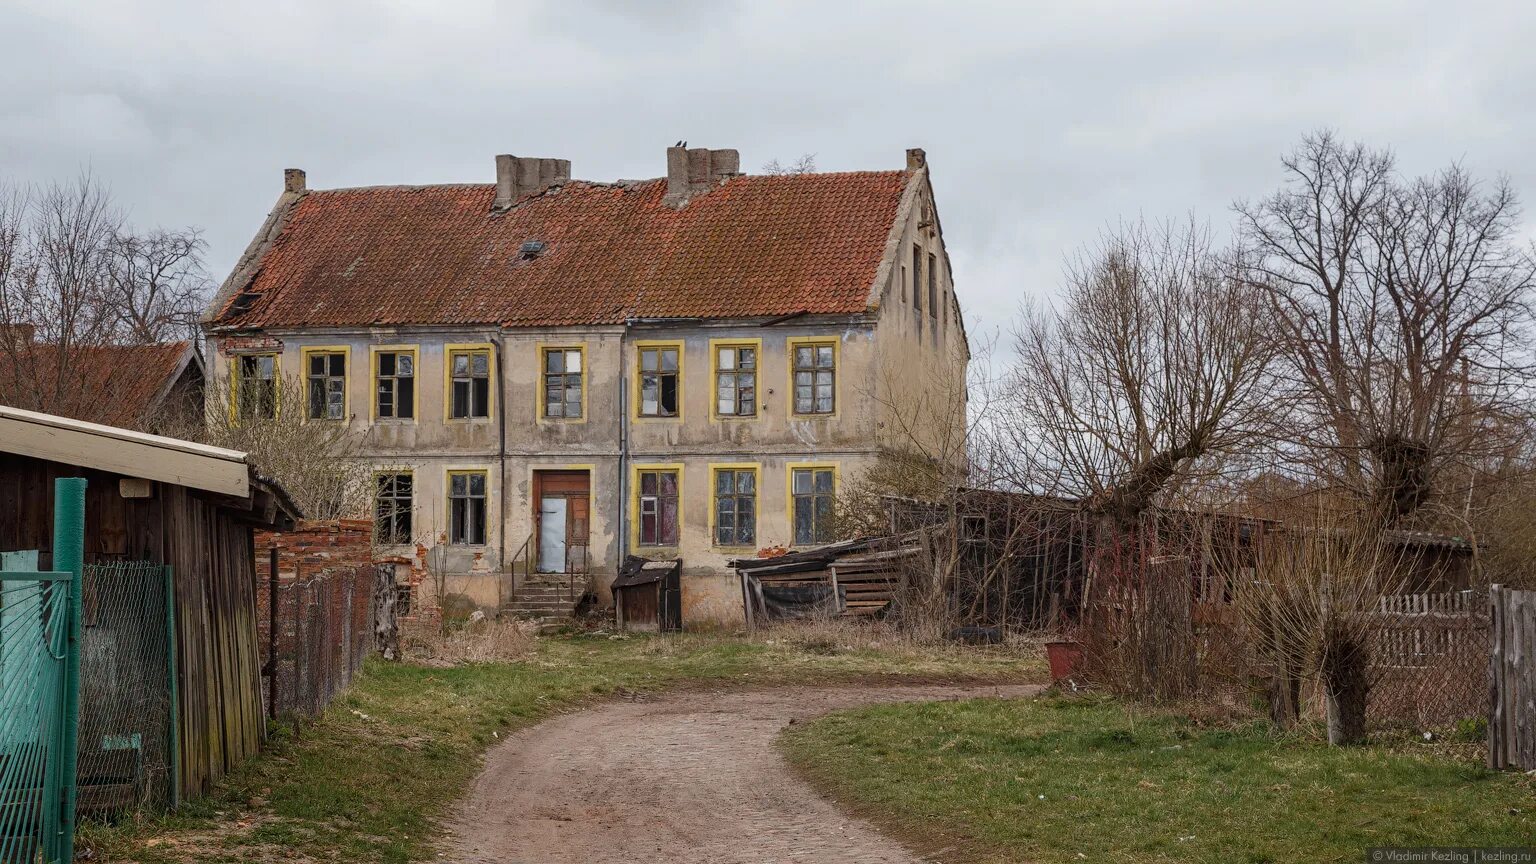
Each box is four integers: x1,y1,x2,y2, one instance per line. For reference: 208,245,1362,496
612,557,681,632
0,404,298,804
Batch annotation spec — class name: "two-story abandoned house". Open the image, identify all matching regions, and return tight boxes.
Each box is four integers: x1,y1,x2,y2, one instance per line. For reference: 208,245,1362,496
203,145,967,625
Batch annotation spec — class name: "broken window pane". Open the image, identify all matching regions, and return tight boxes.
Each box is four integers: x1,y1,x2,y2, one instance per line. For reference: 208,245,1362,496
306,351,346,420
450,349,491,419
639,346,680,417
792,344,836,415
375,472,414,544
792,467,836,546
449,471,487,545
638,469,679,546
544,349,583,418
715,345,756,417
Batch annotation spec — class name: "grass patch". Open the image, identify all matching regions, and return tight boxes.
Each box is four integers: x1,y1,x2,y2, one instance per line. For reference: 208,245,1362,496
781,694,1535,864
80,627,1041,863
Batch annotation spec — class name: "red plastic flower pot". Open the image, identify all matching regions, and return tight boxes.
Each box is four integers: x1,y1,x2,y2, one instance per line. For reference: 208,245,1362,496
1044,640,1084,683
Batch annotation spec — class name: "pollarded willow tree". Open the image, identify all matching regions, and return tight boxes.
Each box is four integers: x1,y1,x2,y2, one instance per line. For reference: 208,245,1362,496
1236,132,1536,529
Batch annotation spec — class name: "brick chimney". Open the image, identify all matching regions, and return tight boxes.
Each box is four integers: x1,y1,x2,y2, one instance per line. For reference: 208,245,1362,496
664,145,741,208
494,155,572,210
284,168,306,194
906,148,926,171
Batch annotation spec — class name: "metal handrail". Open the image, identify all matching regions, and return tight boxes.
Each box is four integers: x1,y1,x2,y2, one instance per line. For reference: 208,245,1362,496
565,542,590,601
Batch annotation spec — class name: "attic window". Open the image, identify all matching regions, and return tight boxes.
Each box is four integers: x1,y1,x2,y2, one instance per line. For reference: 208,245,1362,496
519,240,547,260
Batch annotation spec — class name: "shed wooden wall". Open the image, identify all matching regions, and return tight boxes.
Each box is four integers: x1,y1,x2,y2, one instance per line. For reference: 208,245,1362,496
0,452,265,800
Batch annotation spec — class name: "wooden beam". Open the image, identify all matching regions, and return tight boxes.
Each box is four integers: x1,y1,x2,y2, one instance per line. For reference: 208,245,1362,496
0,409,248,497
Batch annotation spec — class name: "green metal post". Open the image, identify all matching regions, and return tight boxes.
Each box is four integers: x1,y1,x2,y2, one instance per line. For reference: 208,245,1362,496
164,565,181,811
51,477,85,864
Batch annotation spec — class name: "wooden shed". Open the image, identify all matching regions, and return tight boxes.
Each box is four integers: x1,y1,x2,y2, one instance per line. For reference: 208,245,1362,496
612,557,681,632
0,405,298,802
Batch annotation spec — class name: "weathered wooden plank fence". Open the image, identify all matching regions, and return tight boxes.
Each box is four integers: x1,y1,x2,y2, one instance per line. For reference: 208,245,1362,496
1488,585,1536,771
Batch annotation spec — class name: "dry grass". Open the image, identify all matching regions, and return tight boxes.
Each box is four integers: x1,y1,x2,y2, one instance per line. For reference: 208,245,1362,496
400,616,540,665
748,617,1049,655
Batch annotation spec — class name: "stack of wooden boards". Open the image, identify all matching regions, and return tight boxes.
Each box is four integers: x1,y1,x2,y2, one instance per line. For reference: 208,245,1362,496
732,533,922,623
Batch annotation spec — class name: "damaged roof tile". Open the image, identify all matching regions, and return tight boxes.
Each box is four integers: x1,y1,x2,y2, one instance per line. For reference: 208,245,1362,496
212,172,909,329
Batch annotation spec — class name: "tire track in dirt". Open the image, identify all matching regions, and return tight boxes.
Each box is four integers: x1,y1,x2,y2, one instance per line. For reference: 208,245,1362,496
443,683,1038,863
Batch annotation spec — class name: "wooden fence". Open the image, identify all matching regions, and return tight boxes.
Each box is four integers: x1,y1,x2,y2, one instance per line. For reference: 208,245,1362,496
1379,590,1477,616
1373,591,1482,670
1489,585,1536,771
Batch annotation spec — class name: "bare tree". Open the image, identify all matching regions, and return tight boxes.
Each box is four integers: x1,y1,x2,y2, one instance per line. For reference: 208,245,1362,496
1236,132,1536,528
191,373,373,520
0,173,212,425
104,227,210,342
761,154,817,175
994,218,1277,524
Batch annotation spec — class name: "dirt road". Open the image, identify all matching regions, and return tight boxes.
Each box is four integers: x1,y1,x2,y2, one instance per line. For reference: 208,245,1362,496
443,683,1037,863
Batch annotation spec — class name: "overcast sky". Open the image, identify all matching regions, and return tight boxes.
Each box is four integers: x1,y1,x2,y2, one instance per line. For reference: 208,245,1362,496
4,0,1533,352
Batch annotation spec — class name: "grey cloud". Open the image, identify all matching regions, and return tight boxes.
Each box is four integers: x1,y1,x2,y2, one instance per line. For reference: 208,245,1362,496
2,0,1532,349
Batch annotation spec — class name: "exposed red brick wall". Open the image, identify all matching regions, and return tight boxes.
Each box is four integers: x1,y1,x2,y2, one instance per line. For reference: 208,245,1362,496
254,519,436,650
218,334,285,356
256,518,373,581
256,519,372,662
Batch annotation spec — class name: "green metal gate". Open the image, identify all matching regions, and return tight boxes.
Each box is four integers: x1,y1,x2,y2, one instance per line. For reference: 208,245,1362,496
0,479,85,864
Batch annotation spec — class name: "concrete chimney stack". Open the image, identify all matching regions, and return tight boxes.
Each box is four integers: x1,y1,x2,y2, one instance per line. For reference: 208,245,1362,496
494,155,571,210
664,145,741,208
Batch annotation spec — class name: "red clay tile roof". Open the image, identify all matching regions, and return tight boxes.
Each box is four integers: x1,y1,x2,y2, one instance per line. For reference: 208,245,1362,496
0,341,195,429
212,172,910,328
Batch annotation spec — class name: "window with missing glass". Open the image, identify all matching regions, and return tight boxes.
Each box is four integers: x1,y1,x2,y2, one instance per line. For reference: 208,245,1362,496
307,351,346,420
637,469,679,546
376,350,415,419
237,354,277,420
375,472,413,544
792,343,835,414
715,344,756,417
449,349,491,419
791,467,836,546
912,244,923,313
713,467,756,546
639,345,680,417
928,252,938,318
543,348,583,419
448,471,487,545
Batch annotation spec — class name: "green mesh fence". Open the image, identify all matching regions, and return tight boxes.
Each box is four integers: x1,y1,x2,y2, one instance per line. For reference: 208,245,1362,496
76,561,175,816
0,565,72,863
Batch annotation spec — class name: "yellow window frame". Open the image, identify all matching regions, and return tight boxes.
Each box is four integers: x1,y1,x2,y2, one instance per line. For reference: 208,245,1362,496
630,462,684,550
785,462,839,548
445,467,492,546
786,336,839,418
226,352,281,424
370,344,420,422
708,461,760,550
708,337,763,422
633,339,685,422
537,343,587,423
299,345,351,422
443,342,496,423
